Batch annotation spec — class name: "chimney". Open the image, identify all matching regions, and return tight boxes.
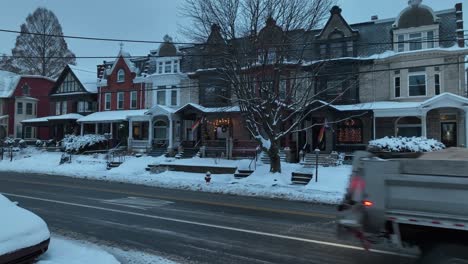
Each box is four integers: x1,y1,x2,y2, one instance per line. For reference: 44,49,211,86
456,3,464,47
371,15,378,21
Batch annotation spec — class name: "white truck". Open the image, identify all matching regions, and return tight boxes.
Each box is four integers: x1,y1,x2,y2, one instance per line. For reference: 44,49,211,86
337,148,468,263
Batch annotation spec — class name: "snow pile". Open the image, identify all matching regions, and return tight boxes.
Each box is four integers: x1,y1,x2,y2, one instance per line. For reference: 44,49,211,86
63,134,107,152
4,137,15,145
369,136,445,152
0,194,50,256
37,236,119,264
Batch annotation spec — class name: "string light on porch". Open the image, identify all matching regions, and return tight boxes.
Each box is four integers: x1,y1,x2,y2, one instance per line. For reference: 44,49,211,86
211,118,231,127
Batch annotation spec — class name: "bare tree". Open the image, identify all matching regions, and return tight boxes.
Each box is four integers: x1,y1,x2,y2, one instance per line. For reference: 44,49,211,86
11,7,76,78
181,0,370,173
0,54,20,73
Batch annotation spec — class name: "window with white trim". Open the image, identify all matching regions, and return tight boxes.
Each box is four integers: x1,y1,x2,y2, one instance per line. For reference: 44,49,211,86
130,91,138,109
105,93,111,110
395,30,437,52
158,62,163,74
26,103,33,115
157,88,166,105
173,60,179,73
164,61,171,73
117,92,124,109
61,101,67,114
408,73,426,96
396,117,422,137
56,102,61,115
397,35,405,52
171,88,177,106
117,69,125,82
435,73,441,95
409,33,422,51
17,102,23,115
394,76,401,98
24,126,33,139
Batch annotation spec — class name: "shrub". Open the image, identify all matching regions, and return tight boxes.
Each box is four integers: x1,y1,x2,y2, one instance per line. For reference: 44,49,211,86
368,136,445,153
63,134,108,153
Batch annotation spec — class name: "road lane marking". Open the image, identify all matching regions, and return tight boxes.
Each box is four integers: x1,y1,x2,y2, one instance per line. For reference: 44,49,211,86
0,177,336,219
2,192,415,258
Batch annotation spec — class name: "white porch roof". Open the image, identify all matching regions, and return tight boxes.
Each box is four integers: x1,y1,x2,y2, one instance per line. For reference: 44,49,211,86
77,110,148,123
21,117,49,123
145,104,177,116
22,113,83,124
335,93,468,117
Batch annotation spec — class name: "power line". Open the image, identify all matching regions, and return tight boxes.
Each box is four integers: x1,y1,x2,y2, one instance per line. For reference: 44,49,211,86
0,27,462,48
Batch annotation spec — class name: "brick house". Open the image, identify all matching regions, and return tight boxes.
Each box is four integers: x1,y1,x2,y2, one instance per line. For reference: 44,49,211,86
0,71,55,140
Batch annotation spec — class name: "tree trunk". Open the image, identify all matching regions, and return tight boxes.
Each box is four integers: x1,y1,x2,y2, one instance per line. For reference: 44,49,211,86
268,142,281,173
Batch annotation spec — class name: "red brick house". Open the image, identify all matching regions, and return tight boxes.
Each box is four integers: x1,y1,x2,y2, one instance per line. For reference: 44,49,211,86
0,71,55,140
77,49,148,145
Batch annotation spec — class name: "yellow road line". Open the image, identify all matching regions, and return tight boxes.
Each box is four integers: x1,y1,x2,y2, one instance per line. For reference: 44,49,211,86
0,177,336,219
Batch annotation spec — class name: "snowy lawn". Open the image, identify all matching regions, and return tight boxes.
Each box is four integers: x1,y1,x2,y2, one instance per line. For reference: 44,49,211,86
0,148,351,204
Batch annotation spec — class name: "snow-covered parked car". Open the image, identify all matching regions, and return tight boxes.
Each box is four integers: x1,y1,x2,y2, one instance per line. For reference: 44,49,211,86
0,194,50,263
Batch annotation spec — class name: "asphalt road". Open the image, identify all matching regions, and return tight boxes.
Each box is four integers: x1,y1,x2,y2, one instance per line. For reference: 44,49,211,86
0,172,416,264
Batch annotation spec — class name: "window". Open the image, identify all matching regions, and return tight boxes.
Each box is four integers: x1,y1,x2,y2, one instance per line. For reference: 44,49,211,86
26,103,33,115
105,93,111,110
409,33,422,51
117,92,124,109
427,31,434,49
117,69,125,82
24,126,33,139
59,74,78,93
397,34,405,52
326,80,343,96
435,73,441,95
158,62,163,74
330,42,344,58
22,84,30,96
396,117,422,137
279,80,287,99
78,101,84,112
409,74,426,96
173,60,179,73
171,89,177,106
157,89,166,105
337,119,363,144
56,102,61,115
394,77,401,98
61,101,67,114
130,91,137,109
154,120,167,139
164,61,172,73
320,44,327,58
17,102,23,115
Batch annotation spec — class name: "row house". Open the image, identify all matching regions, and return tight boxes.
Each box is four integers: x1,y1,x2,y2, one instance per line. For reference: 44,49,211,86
0,71,55,140
21,65,98,140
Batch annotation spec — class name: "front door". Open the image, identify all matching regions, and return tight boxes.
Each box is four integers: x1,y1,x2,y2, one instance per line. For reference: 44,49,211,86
441,122,457,147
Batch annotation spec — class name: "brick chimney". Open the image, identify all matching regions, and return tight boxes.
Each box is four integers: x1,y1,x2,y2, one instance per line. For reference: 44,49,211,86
455,3,464,47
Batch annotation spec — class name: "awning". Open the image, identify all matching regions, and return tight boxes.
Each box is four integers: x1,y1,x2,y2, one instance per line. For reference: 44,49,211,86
22,114,83,124
77,109,148,123
21,117,49,123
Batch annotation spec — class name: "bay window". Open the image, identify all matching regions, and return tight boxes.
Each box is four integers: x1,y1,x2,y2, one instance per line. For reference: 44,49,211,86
26,103,33,115
17,102,23,115
164,61,171,73
157,87,166,105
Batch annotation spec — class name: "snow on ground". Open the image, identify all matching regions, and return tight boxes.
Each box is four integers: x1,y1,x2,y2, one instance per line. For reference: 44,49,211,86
37,236,119,264
0,194,50,256
0,148,351,204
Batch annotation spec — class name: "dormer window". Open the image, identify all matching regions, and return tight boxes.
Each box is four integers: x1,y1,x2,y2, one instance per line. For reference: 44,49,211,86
164,61,171,73
22,84,30,96
117,69,125,82
395,30,437,52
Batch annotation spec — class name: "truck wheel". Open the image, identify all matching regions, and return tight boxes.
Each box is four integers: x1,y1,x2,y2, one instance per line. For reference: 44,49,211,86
419,244,468,264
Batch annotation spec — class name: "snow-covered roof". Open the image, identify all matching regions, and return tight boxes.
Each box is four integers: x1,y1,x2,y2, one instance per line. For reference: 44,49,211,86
175,103,240,114
107,50,138,76
21,117,49,123
0,70,21,98
145,104,177,116
47,114,84,121
333,101,422,111
68,65,98,93
77,109,148,123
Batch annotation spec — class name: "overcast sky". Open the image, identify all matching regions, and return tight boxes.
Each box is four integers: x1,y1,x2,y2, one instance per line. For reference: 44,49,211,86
0,0,464,71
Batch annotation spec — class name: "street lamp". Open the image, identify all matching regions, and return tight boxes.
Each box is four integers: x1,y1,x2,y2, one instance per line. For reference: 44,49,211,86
314,148,320,182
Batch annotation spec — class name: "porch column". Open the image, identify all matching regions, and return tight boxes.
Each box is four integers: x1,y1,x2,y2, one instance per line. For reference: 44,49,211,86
421,110,427,138
80,123,84,136
148,119,153,147
128,119,133,140
372,114,376,140
464,107,468,148
110,122,113,139
95,123,98,134
168,116,173,148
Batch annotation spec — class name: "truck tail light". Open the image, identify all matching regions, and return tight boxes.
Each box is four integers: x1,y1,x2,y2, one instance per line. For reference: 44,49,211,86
363,200,374,207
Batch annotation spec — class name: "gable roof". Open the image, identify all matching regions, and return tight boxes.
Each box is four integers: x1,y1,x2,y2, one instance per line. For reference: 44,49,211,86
107,49,139,76
68,65,98,93
0,70,21,98
316,5,358,39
